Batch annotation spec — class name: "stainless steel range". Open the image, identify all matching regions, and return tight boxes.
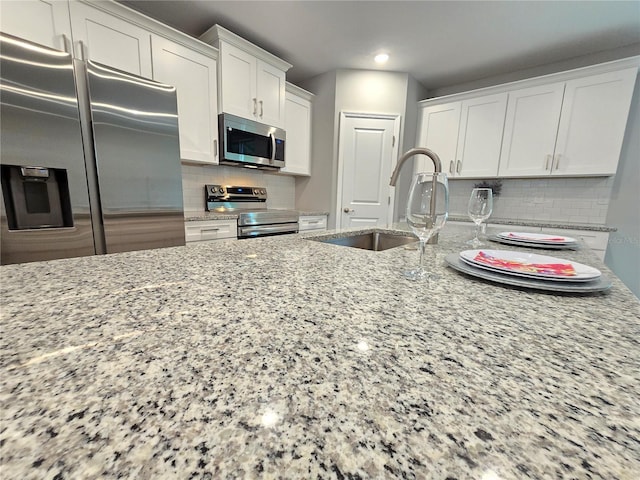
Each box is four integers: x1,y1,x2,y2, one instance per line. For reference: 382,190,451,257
205,185,299,238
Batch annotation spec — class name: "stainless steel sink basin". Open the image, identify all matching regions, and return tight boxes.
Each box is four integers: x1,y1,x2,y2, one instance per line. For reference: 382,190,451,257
311,231,417,251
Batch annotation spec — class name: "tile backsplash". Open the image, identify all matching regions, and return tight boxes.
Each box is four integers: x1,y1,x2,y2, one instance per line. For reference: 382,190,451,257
449,177,614,224
182,165,613,225
181,164,296,214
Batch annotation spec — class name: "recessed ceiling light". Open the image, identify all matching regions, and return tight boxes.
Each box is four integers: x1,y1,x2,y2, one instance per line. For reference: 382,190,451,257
374,53,389,64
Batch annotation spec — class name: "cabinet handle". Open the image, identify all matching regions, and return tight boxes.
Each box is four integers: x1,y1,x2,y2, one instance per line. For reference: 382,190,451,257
259,100,264,118
456,160,461,174
61,34,70,54
449,161,454,174
213,139,217,157
545,154,552,170
201,228,220,232
252,98,257,115
554,154,561,170
306,220,320,224
77,40,88,61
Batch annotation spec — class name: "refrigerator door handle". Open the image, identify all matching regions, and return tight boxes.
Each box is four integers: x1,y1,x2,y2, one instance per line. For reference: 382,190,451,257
75,40,88,61
61,34,71,54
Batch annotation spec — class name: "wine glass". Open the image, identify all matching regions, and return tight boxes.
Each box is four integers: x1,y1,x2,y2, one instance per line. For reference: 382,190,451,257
466,188,493,247
405,172,449,280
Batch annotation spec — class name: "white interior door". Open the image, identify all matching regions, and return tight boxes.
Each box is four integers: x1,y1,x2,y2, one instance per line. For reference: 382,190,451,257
338,113,400,229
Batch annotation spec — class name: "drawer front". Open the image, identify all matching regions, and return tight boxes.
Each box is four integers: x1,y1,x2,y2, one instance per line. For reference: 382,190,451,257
545,229,609,255
185,220,237,242
299,215,327,231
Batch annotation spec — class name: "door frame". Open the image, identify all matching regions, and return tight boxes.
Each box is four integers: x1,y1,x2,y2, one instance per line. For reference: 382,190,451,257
336,111,402,229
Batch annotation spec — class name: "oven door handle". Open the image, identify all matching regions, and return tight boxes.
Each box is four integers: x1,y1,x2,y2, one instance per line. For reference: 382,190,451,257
270,133,276,162
238,223,298,238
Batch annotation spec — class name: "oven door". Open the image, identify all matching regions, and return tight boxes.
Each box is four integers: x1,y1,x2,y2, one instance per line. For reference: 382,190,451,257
219,113,285,169
238,223,299,238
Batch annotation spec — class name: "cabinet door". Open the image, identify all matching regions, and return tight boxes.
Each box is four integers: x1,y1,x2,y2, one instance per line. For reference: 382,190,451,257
299,215,327,231
0,0,71,51
218,42,257,119
553,68,637,176
151,35,218,165
415,102,461,175
256,60,286,128
456,93,507,178
281,92,311,175
69,1,152,77
185,220,237,242
499,82,565,177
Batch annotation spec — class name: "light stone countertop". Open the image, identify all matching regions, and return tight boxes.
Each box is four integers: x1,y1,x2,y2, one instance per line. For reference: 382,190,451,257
447,215,616,232
1,227,639,479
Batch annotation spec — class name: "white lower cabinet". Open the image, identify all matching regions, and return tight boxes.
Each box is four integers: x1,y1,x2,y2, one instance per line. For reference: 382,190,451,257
447,221,609,260
299,215,328,232
490,223,609,260
185,219,237,243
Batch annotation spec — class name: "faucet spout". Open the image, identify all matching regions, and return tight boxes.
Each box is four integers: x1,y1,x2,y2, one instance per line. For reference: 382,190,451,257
389,147,442,186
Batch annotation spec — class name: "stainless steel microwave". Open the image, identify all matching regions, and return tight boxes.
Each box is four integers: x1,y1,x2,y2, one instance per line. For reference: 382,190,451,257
218,113,286,170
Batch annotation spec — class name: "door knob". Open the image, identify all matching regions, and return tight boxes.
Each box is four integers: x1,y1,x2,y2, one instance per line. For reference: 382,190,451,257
343,208,354,213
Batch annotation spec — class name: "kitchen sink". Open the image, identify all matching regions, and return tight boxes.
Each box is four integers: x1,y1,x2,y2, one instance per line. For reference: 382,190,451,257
310,231,417,251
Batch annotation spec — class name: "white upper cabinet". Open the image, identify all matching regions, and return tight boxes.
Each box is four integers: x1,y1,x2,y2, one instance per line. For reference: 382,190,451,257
552,68,637,176
455,93,508,177
151,35,218,165
200,25,291,129
256,60,287,127
415,102,460,174
0,0,72,51
500,68,637,177
281,83,313,176
69,0,153,77
416,93,507,178
498,82,566,176
419,58,638,179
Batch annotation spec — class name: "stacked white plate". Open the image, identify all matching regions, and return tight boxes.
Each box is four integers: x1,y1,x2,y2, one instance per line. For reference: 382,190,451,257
444,249,611,293
490,231,579,249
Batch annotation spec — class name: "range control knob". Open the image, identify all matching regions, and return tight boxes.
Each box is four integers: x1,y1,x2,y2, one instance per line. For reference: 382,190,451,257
260,189,266,195
218,187,224,194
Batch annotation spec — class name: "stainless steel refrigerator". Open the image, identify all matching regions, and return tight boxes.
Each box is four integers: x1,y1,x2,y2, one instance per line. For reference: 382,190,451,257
0,33,185,265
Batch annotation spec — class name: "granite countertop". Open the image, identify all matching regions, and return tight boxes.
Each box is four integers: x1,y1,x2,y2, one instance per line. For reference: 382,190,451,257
447,215,616,232
1,228,639,478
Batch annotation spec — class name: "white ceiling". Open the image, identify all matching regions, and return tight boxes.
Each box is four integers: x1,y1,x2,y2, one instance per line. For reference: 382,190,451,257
120,0,640,90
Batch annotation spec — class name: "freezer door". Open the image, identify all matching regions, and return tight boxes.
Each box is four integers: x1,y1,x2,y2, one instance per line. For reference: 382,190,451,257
0,33,95,264
86,61,185,253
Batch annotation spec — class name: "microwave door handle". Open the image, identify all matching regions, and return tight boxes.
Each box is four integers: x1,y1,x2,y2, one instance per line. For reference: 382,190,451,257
270,133,276,162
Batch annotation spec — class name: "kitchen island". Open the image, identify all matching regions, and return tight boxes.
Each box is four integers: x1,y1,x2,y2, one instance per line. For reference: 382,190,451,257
1,228,639,479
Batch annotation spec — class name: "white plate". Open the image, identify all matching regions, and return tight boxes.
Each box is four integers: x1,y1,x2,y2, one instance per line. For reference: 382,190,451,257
459,255,594,282
460,249,601,280
446,254,611,293
489,235,579,250
498,231,577,244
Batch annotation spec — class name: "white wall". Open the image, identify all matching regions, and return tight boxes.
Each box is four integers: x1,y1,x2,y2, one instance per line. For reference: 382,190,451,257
394,75,428,221
294,71,337,218
298,69,418,228
605,72,640,299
